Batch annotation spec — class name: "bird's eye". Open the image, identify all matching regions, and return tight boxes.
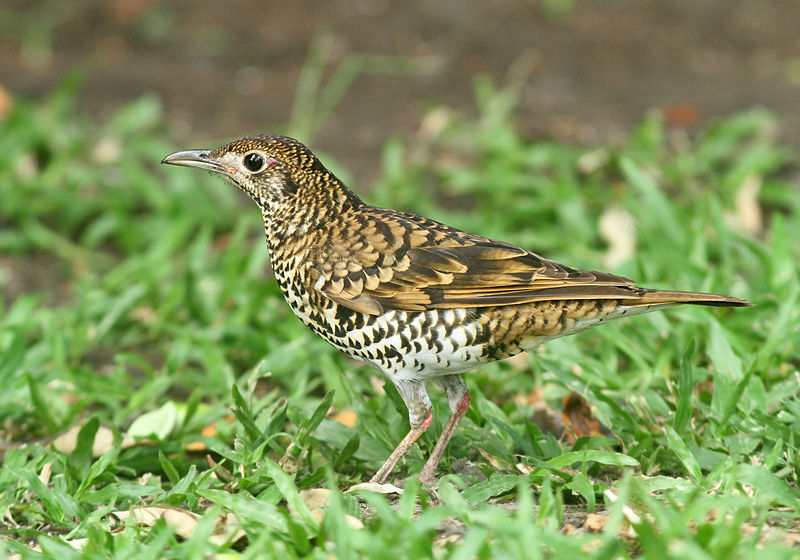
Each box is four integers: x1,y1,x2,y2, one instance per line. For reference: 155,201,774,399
243,152,265,172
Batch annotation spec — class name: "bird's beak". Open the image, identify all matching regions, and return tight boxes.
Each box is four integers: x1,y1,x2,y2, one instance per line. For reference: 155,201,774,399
161,149,230,175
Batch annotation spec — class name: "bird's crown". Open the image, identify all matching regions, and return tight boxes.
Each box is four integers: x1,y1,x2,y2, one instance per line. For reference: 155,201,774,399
210,134,325,175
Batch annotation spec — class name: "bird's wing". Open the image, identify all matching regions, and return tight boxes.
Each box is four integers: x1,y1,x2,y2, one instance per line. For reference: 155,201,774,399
310,207,641,315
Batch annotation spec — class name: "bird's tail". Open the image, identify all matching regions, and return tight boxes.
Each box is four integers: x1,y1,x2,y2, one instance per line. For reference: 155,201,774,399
627,289,751,308
517,287,750,352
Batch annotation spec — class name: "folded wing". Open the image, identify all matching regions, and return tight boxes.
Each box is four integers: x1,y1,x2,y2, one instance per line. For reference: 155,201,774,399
311,207,643,315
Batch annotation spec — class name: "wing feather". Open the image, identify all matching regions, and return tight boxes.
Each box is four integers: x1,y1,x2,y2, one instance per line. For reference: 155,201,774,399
312,207,638,315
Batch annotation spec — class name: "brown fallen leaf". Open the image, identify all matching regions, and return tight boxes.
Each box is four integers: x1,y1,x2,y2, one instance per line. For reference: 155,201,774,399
115,506,198,539
184,441,207,452
503,353,530,371
604,488,642,525
598,204,636,269
330,409,357,428
347,482,404,495
475,448,514,472
206,454,235,482
516,462,533,475
278,444,299,474
0,83,12,119
130,305,157,324
38,462,52,486
433,534,463,548
107,0,156,21
202,422,219,437
782,531,800,547
583,512,608,532
530,408,564,440
562,522,580,535
661,103,700,128
734,173,763,235
200,416,235,438
113,505,244,546
289,487,364,528
527,386,565,438
561,393,607,444
52,425,134,456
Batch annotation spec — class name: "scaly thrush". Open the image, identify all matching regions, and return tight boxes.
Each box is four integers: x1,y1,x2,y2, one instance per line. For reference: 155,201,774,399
163,134,750,484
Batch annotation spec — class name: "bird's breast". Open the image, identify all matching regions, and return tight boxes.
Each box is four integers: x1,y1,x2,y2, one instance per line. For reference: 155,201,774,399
271,262,494,377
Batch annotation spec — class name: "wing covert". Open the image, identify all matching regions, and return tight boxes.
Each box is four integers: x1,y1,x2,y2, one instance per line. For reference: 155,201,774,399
311,207,638,315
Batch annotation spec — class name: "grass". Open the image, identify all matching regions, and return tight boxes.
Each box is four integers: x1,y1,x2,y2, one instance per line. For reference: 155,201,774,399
0,73,799,558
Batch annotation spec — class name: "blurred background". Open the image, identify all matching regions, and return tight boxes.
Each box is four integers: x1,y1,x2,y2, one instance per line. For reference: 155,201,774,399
2,0,799,181
2,2,800,554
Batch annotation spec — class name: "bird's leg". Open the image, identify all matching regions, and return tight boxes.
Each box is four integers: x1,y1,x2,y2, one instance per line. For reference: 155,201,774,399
370,379,432,484
418,375,471,484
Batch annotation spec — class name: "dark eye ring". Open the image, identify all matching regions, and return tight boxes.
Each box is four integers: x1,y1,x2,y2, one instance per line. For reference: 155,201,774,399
243,152,265,172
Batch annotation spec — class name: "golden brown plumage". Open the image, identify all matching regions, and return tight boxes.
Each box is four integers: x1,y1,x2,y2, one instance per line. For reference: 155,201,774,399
162,133,750,484
310,206,747,315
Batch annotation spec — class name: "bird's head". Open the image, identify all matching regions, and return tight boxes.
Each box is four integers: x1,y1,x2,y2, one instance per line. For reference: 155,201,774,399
162,134,361,235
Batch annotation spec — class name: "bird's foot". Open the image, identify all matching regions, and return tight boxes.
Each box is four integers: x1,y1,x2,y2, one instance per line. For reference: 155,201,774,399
416,391,471,486
369,413,432,484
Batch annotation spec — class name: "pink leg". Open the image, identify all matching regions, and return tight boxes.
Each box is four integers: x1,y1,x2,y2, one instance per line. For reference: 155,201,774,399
418,391,471,484
369,412,432,484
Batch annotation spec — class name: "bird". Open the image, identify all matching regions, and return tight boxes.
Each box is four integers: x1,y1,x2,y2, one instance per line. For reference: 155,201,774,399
162,134,750,484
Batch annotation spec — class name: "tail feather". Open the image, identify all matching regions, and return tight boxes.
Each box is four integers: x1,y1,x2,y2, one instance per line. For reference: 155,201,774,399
518,287,750,352
630,289,751,308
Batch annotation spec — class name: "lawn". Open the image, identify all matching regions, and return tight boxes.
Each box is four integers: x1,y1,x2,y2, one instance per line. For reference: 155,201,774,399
1,75,799,558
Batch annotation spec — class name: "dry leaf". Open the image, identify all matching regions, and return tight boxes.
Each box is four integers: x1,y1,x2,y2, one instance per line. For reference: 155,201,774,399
289,488,364,528
525,386,565,438
347,482,404,495
0,83,13,119
433,533,463,547
184,441,207,452
300,488,331,511
662,103,700,127
278,444,299,474
783,531,800,547
503,353,530,371
734,173,763,235
561,393,606,443
344,515,365,529
115,506,199,539
38,462,52,486
201,416,234,438
330,409,357,428
581,538,605,554
91,137,122,165
202,422,218,436
562,523,580,535
598,204,636,268
206,454,235,482
52,425,125,456
530,408,564,440
130,305,157,324
108,0,156,21
113,505,244,546
604,488,642,524
292,488,330,523
577,149,610,174
137,473,160,486
475,448,513,471
516,463,534,475
583,512,608,532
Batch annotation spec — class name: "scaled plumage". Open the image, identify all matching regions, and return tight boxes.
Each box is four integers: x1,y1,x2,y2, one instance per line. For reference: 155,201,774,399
163,134,750,484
